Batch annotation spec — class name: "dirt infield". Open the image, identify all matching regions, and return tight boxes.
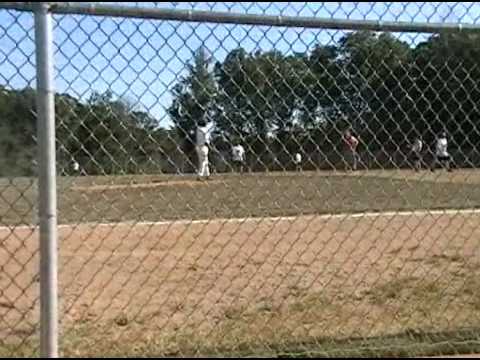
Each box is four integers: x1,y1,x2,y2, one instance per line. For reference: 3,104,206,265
2,210,480,356
71,179,223,192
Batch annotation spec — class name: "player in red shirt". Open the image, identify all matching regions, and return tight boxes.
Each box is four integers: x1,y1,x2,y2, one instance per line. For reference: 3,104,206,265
344,129,360,171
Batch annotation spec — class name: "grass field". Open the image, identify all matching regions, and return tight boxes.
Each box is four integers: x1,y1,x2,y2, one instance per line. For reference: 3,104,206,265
1,169,480,357
3,169,480,226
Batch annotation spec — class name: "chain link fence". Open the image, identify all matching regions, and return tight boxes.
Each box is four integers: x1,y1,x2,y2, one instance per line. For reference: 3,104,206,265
0,3,40,356
1,2,480,357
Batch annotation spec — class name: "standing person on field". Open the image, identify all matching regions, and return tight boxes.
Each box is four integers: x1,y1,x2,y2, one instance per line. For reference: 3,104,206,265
410,136,423,172
431,131,452,172
294,152,302,172
196,119,211,180
72,159,80,173
344,129,360,171
232,141,246,173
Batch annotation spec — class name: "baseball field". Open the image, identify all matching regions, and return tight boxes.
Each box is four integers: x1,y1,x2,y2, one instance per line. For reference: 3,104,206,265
1,169,480,357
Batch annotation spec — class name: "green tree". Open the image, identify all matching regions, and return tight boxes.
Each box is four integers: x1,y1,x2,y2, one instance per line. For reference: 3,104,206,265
0,86,36,176
411,31,480,153
338,31,412,152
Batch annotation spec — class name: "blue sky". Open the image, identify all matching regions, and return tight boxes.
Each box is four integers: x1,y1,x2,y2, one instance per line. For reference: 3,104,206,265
1,2,479,128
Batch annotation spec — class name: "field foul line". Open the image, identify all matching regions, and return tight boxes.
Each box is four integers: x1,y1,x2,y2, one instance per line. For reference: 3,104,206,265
2,208,480,232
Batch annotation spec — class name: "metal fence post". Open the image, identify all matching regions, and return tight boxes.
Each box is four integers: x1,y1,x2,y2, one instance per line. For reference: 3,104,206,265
34,2,58,358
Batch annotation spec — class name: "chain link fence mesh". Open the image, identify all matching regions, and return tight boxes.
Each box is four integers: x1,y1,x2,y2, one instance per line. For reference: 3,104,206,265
0,6,40,357
1,1,480,357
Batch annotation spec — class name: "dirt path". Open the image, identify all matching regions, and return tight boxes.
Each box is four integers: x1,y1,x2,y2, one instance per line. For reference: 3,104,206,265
72,179,222,191
1,211,480,354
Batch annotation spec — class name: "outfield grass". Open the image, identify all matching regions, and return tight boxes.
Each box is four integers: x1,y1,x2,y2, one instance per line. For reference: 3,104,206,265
1,170,480,226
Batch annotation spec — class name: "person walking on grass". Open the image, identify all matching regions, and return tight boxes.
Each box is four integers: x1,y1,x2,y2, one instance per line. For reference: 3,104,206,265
431,131,453,172
294,152,302,172
196,119,211,181
410,136,423,172
232,141,246,174
344,129,360,171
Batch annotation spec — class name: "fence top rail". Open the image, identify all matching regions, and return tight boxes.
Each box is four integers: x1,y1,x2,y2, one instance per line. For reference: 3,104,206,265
1,2,480,34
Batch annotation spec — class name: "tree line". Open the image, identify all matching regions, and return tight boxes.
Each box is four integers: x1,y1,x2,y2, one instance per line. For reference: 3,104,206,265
1,30,479,176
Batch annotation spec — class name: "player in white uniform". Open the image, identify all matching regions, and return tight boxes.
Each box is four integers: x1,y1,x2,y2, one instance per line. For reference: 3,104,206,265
72,160,80,173
431,132,452,172
196,120,211,180
294,152,302,172
410,137,423,172
232,142,246,173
